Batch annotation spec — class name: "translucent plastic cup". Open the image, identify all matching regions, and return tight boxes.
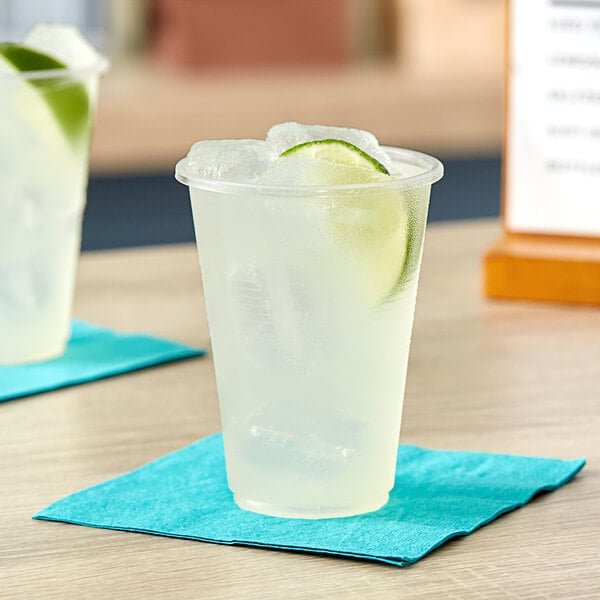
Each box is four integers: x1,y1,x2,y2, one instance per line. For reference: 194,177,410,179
0,58,107,364
176,147,443,518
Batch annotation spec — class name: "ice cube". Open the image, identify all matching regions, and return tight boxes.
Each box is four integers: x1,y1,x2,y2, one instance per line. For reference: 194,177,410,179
24,24,104,70
228,259,341,369
0,267,39,308
259,155,326,186
242,399,372,477
187,139,277,182
266,121,393,173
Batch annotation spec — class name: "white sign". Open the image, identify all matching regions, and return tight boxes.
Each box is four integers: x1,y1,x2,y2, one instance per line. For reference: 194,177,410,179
506,0,600,237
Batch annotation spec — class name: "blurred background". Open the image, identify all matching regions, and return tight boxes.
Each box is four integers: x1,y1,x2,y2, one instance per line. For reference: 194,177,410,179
1,0,504,250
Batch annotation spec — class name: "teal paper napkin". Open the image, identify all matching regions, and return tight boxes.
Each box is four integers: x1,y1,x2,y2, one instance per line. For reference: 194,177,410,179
34,433,585,566
0,320,204,402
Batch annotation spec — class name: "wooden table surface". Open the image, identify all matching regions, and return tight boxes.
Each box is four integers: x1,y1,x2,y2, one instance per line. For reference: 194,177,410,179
2,219,599,599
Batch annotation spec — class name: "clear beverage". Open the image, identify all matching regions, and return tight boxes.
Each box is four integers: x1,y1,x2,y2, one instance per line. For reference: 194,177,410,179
0,60,105,364
176,147,443,518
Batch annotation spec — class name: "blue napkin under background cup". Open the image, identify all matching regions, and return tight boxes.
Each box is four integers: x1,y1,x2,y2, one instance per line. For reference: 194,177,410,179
0,320,204,402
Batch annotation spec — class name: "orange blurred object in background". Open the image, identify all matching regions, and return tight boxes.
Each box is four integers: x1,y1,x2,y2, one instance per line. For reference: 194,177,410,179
151,0,350,69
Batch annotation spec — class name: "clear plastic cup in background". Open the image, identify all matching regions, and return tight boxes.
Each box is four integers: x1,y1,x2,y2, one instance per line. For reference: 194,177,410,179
0,55,107,364
176,147,443,518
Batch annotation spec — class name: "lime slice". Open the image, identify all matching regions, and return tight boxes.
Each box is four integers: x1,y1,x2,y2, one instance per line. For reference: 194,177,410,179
282,139,390,175
280,139,413,303
0,43,89,147
327,182,411,304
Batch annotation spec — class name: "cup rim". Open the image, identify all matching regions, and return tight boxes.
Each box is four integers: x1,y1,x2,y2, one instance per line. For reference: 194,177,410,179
175,146,444,195
0,55,109,81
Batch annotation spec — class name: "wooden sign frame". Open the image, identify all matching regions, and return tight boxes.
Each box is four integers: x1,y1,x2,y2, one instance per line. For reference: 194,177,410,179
484,0,600,305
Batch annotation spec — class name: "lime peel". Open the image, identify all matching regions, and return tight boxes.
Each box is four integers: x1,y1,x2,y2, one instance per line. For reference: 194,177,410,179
279,138,414,304
0,43,90,147
282,139,390,175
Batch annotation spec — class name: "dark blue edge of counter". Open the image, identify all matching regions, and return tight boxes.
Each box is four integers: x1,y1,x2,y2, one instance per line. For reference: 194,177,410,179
82,155,501,251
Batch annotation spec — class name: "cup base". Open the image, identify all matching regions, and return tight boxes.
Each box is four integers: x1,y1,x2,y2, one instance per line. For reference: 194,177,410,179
233,492,389,519
0,342,66,366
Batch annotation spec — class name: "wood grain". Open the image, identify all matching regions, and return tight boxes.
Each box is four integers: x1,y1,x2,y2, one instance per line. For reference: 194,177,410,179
2,220,599,599
484,233,600,305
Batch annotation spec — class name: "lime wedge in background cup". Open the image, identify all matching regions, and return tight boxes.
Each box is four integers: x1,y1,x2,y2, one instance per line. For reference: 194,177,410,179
0,26,108,365
176,129,443,519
